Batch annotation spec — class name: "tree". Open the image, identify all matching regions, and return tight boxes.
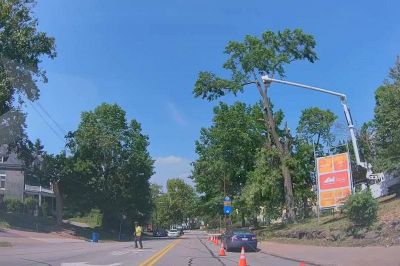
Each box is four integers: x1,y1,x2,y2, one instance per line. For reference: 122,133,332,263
193,29,318,222
297,107,337,147
0,0,56,165
241,147,284,224
191,102,264,224
293,107,337,217
0,0,56,116
373,56,400,171
67,103,154,229
166,178,197,224
40,153,71,225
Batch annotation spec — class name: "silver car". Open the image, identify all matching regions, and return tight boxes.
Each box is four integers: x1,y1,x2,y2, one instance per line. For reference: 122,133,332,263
167,228,180,237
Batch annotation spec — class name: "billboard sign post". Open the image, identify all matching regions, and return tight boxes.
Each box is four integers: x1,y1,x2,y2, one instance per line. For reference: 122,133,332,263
316,152,352,209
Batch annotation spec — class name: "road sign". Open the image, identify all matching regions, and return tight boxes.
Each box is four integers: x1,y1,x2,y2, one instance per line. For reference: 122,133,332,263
223,205,233,214
316,152,352,208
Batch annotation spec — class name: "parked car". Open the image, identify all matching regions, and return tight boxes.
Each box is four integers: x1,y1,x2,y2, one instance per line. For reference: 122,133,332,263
167,228,180,237
221,229,257,252
153,228,167,237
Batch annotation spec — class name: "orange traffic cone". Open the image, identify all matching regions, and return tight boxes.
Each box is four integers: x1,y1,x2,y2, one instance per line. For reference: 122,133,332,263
214,237,219,246
218,242,226,256
299,262,305,266
238,246,247,266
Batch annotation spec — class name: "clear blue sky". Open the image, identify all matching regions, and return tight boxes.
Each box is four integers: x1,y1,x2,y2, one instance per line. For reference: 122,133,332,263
25,0,400,187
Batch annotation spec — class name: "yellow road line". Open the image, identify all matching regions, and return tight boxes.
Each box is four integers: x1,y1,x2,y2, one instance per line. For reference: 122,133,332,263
139,239,181,266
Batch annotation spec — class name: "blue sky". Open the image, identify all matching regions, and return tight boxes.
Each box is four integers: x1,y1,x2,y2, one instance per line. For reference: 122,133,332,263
25,0,400,188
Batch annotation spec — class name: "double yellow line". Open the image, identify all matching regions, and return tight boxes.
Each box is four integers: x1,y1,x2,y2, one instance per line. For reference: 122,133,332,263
139,239,181,266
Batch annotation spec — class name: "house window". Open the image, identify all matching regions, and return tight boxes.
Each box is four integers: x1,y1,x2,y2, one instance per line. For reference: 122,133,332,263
0,174,5,189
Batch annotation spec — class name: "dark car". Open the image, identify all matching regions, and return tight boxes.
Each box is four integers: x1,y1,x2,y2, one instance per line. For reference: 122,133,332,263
152,228,167,237
221,229,257,252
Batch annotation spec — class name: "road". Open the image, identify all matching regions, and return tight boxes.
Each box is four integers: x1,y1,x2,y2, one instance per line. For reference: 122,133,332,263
0,231,302,266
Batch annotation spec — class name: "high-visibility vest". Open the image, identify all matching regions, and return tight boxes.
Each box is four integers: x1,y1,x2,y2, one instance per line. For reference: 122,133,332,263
135,226,142,237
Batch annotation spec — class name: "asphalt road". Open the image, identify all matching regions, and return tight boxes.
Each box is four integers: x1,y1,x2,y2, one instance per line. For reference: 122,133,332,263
0,231,301,266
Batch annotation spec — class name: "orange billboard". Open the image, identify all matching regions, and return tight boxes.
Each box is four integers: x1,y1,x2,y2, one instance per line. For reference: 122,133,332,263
317,153,352,209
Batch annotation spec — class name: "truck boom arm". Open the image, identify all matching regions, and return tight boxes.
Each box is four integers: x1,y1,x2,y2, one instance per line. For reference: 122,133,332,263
261,76,363,166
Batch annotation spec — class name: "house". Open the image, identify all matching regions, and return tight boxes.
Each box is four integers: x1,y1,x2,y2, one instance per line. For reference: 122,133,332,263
0,145,55,208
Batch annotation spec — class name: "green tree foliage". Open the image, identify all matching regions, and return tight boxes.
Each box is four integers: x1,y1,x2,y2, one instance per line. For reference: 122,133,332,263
67,103,154,229
297,107,337,147
152,179,198,228
0,0,55,165
373,56,400,171
0,0,56,115
191,102,264,221
166,178,197,224
193,29,318,222
241,147,284,223
345,191,378,227
293,107,337,217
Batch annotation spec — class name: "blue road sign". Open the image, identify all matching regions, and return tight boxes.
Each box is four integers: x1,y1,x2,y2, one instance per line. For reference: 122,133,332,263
223,205,233,214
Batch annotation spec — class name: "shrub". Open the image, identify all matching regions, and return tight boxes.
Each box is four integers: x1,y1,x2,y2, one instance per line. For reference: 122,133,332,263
4,198,23,213
24,197,37,215
345,191,378,227
41,202,49,217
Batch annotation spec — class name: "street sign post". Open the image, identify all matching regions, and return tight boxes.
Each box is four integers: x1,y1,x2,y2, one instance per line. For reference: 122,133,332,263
223,196,232,214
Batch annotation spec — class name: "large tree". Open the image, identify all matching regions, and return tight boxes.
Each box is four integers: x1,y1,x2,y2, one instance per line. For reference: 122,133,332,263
0,0,56,115
192,102,264,226
373,56,400,171
67,103,154,229
0,0,56,162
193,29,317,222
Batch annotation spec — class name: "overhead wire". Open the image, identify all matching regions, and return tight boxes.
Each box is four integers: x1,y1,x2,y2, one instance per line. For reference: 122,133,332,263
28,101,66,142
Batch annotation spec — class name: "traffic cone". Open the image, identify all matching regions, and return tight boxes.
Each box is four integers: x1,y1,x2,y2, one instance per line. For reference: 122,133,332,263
238,246,247,266
299,262,305,266
218,242,226,256
214,237,219,245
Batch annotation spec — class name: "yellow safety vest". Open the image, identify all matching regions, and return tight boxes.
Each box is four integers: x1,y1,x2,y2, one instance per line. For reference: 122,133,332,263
135,226,142,237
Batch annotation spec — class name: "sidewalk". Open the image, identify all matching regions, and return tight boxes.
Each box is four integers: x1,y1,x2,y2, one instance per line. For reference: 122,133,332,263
259,241,400,266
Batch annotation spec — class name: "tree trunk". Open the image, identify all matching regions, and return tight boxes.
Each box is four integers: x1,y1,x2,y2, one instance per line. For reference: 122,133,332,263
255,80,296,223
52,180,64,225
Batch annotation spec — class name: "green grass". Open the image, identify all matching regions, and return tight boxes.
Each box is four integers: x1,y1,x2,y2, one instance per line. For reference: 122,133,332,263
68,209,102,228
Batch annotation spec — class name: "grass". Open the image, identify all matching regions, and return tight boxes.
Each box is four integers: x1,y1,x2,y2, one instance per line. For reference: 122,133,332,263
258,196,400,247
68,209,102,228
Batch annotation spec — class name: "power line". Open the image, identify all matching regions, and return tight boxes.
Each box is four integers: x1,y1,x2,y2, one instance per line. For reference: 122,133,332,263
28,101,65,142
35,101,67,135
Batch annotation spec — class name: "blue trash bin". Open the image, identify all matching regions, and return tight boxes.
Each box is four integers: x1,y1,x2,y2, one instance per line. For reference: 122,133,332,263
92,232,99,242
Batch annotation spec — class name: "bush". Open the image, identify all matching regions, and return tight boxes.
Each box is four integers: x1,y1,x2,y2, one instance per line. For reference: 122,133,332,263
345,191,378,227
41,202,49,217
24,197,37,215
4,198,23,213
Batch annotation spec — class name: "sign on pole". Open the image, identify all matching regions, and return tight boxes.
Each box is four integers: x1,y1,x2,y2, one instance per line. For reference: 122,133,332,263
316,152,352,209
223,196,233,214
